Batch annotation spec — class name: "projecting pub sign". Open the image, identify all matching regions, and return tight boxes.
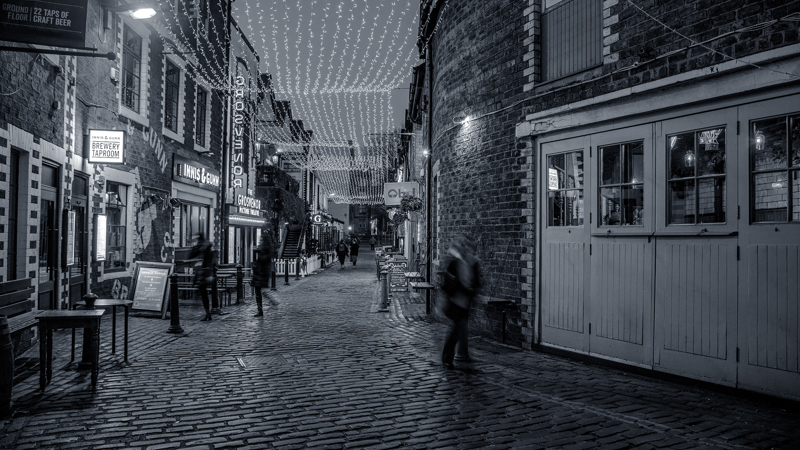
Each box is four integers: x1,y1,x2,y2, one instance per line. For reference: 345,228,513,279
0,0,89,49
87,130,125,164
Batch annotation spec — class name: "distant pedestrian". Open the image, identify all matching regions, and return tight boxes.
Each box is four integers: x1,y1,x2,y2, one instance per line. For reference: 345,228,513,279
251,234,278,317
369,236,376,251
189,233,216,322
336,239,349,268
350,239,360,266
440,234,481,369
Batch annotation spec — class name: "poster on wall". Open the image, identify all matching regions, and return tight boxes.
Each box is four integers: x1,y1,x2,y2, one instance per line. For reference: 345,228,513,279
94,214,106,261
129,261,173,319
65,210,75,266
0,0,89,49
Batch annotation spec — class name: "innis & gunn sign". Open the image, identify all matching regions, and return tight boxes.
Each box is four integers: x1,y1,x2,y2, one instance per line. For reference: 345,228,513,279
87,130,125,164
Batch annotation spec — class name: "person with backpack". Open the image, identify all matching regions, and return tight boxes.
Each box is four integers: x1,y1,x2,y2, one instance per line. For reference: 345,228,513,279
440,234,481,369
336,239,349,268
350,237,360,266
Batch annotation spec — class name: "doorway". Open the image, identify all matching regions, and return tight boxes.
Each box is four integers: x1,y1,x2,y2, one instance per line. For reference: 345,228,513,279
69,174,89,307
38,162,60,310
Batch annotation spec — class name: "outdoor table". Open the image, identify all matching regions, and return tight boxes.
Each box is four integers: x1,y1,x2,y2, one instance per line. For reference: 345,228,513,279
72,299,134,363
404,272,425,292
36,310,104,390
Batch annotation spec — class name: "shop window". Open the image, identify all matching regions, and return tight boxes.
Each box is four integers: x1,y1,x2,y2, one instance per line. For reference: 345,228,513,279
105,182,128,270
667,127,727,224
180,203,210,247
164,60,181,133
599,141,644,226
547,151,584,226
195,87,208,147
750,115,800,222
122,25,142,113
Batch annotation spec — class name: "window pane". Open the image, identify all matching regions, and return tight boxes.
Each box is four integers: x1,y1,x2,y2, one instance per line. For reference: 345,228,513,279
668,133,695,179
547,151,583,189
791,115,800,168
600,187,621,225
622,185,643,226
669,180,695,224
698,177,726,223
548,190,584,226
697,128,726,176
793,170,800,222
624,142,644,184
753,172,788,222
41,165,58,187
752,117,787,171
600,145,621,186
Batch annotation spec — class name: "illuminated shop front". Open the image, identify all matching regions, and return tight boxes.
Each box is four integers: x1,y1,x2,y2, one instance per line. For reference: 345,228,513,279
227,191,268,267
171,155,220,250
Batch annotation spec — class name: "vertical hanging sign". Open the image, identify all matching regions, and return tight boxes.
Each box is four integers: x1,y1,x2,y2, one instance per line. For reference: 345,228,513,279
230,75,247,198
66,210,76,266
94,214,107,262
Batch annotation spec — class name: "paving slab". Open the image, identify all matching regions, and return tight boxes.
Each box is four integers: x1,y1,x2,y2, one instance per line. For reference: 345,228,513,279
1,251,799,449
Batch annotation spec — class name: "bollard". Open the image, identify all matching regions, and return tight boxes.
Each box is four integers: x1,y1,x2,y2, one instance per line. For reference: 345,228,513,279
295,257,301,280
0,316,13,417
78,293,99,369
270,261,277,291
378,270,390,311
236,264,243,303
167,274,184,334
284,260,290,286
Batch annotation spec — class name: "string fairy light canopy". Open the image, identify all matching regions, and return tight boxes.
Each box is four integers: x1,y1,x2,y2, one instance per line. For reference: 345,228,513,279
145,0,419,205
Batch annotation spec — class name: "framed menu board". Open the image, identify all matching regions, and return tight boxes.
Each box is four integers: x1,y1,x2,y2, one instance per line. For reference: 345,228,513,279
130,261,173,318
389,260,408,292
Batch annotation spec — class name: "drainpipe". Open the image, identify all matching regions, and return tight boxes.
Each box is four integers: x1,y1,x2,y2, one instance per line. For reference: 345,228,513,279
425,40,433,311
220,0,233,262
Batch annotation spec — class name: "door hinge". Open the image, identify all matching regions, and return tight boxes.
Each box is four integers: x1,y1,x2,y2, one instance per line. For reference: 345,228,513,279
737,121,740,135
589,323,591,335
737,205,740,220
589,146,592,158
736,347,740,362
589,244,592,255
737,246,740,261
590,212,592,224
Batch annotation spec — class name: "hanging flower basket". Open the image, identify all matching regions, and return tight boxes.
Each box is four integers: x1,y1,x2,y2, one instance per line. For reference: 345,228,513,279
391,211,408,228
400,196,423,212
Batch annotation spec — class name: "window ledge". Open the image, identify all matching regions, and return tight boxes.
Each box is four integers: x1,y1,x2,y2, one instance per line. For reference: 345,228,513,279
194,143,209,153
163,128,183,145
119,107,148,128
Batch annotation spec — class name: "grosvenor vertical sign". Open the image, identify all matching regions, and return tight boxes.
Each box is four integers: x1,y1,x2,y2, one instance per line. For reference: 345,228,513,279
230,75,246,191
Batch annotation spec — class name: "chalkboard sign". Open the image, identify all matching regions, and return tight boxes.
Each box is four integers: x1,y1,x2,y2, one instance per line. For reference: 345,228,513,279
130,261,173,318
389,261,408,292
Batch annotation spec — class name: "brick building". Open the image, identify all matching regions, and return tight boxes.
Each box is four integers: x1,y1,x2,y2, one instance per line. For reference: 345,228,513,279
417,0,800,400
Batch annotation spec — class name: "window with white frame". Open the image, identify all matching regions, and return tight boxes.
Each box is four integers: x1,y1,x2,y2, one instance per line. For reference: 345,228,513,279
667,127,727,224
547,151,584,227
750,114,800,223
122,25,142,113
195,87,208,148
164,60,181,133
599,141,645,226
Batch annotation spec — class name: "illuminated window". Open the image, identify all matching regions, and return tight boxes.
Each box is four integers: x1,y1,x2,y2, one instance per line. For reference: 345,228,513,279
122,25,142,113
750,114,800,222
105,182,128,270
164,60,181,132
599,141,644,226
547,151,584,227
668,128,726,224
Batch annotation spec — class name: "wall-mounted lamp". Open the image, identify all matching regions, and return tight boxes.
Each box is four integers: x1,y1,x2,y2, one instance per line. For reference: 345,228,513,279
452,113,471,125
755,130,765,151
422,149,429,157
104,1,157,20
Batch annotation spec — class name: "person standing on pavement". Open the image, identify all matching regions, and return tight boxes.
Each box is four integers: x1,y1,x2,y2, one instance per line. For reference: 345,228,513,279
440,234,481,369
251,233,279,317
369,236,376,251
350,237,360,266
336,239,349,268
189,233,216,322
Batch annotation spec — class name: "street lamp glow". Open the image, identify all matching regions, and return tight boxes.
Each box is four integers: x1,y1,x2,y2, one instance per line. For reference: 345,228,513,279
130,8,156,19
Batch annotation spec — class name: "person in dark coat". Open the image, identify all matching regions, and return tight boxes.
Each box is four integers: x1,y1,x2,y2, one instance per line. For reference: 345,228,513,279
251,233,278,317
335,239,349,268
350,238,360,266
189,233,215,321
440,234,481,369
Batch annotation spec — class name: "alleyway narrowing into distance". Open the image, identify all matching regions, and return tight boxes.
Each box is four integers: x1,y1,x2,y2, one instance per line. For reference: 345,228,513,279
2,250,800,449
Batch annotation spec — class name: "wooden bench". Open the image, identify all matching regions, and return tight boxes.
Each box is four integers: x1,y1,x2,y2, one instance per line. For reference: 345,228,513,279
409,281,437,292
1,278,36,335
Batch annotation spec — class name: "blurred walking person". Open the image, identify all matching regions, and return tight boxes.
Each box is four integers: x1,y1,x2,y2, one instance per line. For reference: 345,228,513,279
189,233,216,322
350,237,360,266
440,235,481,369
369,236,376,251
252,233,278,317
336,239,349,268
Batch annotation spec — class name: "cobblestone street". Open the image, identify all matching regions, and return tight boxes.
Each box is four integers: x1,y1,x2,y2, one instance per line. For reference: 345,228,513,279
2,250,799,449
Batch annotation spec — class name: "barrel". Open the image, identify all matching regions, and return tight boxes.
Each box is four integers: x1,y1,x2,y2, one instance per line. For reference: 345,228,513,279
0,316,14,417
